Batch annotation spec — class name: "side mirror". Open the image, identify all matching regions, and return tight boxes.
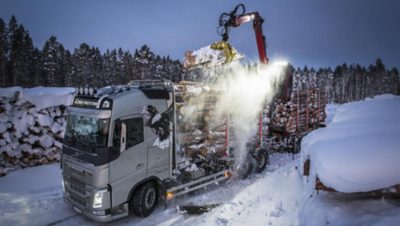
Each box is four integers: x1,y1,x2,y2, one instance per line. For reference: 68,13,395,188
120,122,126,152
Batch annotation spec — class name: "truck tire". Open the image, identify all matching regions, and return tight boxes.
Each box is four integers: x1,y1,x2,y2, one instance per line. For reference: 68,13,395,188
254,149,269,173
131,182,158,217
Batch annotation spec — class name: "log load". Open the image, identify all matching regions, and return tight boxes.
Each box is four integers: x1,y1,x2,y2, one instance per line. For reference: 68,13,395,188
262,88,327,152
174,82,227,160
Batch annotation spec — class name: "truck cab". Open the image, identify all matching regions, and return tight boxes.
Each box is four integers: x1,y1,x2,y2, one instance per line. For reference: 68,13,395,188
62,81,175,221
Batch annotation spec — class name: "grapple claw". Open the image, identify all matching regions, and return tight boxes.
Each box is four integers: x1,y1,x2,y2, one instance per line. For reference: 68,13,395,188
183,41,242,69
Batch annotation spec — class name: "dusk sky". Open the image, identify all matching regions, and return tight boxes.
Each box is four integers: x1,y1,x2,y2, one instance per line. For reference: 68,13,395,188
0,0,399,69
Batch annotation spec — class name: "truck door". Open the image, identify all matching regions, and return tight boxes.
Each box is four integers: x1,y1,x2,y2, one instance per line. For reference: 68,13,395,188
146,126,170,179
109,117,147,206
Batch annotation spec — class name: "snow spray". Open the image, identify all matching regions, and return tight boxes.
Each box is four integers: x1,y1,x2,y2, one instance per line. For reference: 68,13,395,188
203,61,287,175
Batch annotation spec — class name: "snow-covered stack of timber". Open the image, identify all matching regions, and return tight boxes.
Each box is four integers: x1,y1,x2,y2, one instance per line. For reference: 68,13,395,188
174,82,227,161
262,72,327,152
0,87,73,176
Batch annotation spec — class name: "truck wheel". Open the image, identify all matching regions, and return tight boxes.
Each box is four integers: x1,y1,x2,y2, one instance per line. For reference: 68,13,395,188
131,182,158,217
255,149,269,173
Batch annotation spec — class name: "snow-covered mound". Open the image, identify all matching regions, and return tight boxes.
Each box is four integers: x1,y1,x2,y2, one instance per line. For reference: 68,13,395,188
0,87,74,110
302,94,400,193
0,87,74,176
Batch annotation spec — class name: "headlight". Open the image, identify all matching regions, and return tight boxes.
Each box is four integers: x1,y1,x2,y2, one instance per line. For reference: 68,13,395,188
101,100,110,109
93,188,109,209
61,179,65,193
100,98,112,109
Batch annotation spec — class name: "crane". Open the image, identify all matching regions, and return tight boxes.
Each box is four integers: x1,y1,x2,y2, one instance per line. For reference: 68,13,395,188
212,3,268,65
184,4,268,68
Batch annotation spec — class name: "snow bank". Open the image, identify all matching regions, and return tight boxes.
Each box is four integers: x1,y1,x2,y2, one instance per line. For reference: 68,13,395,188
302,94,400,192
0,86,74,110
0,87,73,176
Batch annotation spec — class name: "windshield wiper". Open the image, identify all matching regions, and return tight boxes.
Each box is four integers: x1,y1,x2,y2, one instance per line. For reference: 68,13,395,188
63,144,98,157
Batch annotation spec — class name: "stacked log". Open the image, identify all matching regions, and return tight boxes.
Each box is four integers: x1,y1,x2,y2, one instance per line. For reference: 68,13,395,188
174,82,227,160
0,92,67,176
262,88,327,152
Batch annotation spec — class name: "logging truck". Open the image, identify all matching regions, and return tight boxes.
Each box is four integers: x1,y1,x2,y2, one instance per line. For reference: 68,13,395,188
60,3,327,222
61,80,269,222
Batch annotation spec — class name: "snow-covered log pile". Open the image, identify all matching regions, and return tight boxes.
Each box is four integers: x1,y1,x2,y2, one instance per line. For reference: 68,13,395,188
262,89,327,152
175,82,227,160
292,70,318,91
0,87,73,176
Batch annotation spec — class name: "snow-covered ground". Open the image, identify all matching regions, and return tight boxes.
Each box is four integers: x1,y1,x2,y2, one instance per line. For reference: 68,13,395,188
1,94,400,226
1,154,399,226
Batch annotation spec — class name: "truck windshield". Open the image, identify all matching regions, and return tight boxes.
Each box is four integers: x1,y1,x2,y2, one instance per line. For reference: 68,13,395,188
64,115,110,149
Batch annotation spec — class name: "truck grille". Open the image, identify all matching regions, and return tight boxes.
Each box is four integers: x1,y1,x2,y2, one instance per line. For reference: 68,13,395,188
70,183,86,195
63,160,94,210
70,166,85,177
70,193,87,207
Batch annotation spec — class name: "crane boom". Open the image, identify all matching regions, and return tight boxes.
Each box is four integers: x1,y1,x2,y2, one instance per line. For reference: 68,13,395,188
217,4,268,64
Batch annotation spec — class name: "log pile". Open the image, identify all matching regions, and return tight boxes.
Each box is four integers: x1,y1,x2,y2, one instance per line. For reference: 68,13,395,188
0,91,67,176
262,88,327,152
174,82,227,161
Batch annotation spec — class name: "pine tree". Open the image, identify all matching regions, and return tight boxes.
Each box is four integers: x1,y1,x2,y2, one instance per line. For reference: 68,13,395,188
91,47,103,86
9,25,25,86
122,51,134,84
71,43,95,86
62,50,73,86
109,49,118,84
115,47,124,84
0,18,7,87
102,49,112,85
31,48,44,86
134,45,155,79
42,36,64,86
375,57,385,72
20,31,37,87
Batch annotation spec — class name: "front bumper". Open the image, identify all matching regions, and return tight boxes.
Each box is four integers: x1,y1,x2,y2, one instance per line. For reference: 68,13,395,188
64,195,129,222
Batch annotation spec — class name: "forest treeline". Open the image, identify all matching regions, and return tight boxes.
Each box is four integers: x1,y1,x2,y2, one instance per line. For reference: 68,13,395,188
0,16,398,104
